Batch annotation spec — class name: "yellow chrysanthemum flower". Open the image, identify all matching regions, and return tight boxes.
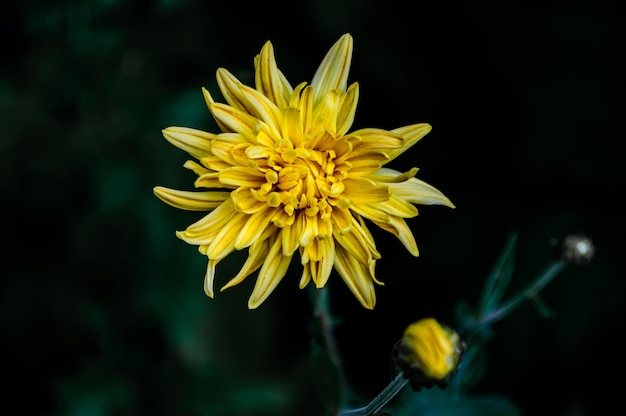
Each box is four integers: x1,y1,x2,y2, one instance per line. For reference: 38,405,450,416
154,33,454,309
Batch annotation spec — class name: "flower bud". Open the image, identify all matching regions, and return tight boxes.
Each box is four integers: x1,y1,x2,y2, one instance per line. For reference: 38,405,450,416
392,318,465,391
559,233,595,265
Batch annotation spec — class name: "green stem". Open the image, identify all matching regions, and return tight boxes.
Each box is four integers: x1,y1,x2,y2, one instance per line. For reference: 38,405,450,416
339,373,408,416
313,287,350,402
472,261,567,329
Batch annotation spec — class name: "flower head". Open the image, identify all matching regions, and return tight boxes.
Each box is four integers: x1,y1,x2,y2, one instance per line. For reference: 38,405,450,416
559,233,595,265
154,34,454,309
392,318,464,391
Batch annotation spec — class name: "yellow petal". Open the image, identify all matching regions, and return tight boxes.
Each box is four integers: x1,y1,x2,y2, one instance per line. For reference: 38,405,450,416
332,215,380,265
182,199,238,239
234,207,278,250
216,68,248,111
162,127,215,160
329,205,352,234
153,186,230,211
248,236,293,309
280,215,301,256
366,167,419,183
231,187,270,214
377,195,419,218
195,171,230,189
220,238,270,291
240,84,283,139
345,129,404,164
218,166,266,188
281,107,305,147
334,245,376,309
311,33,353,105
342,178,390,203
336,82,359,136
202,86,229,133
310,237,335,288
204,259,218,298
210,103,278,146
205,212,247,260
373,216,419,256
386,123,432,162
254,40,293,109
299,266,311,289
299,214,318,247
183,160,211,176
388,177,456,208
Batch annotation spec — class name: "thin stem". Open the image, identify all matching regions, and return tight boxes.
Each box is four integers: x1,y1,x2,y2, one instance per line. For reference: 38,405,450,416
471,261,567,329
339,373,408,416
313,287,350,401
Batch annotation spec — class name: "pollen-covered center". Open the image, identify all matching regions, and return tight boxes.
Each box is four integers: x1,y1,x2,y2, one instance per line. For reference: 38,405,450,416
249,137,351,222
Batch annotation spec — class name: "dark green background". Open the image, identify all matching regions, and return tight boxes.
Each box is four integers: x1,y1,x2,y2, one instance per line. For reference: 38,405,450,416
2,0,624,415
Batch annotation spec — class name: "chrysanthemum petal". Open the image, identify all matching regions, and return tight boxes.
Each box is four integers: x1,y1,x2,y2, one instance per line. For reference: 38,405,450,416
204,212,248,260
377,195,419,218
153,186,230,211
281,108,305,147
202,87,230,133
216,68,248,111
194,171,232,189
181,199,238,240
329,206,353,234
204,259,218,298
388,176,456,208
366,167,419,183
255,40,294,109
310,237,335,288
334,245,377,309
386,123,432,162
336,82,359,136
184,160,211,176
311,33,353,105
373,216,419,256
234,207,278,250
280,214,302,255
162,127,215,160
209,103,278,146
220,239,270,291
342,178,390,203
231,187,270,213
239,84,284,133
218,166,266,188
248,236,293,309
346,128,405,155
333,220,377,266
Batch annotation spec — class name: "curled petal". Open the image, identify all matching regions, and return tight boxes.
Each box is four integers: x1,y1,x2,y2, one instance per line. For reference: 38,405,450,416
216,68,248,111
388,177,456,208
336,82,359,136
221,239,270,292
387,123,432,162
162,127,215,160
153,186,229,211
204,259,219,298
234,207,279,250
334,245,378,309
248,236,293,309
372,216,419,256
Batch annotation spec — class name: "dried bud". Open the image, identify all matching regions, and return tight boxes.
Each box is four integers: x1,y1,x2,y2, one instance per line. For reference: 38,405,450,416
392,318,465,391
559,234,594,265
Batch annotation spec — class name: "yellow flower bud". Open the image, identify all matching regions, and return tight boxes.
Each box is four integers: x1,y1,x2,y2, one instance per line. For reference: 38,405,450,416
392,318,464,391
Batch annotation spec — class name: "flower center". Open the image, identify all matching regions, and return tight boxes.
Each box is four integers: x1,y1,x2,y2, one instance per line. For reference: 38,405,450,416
251,139,349,221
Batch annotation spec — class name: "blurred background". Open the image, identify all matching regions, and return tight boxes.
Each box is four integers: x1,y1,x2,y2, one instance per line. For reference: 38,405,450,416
2,0,624,415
